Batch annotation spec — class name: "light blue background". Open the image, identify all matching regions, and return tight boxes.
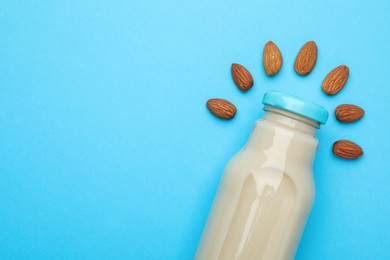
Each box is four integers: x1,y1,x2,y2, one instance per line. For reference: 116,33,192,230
1,0,389,259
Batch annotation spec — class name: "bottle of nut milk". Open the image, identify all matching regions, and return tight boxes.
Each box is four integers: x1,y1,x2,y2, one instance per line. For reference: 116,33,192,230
196,91,328,260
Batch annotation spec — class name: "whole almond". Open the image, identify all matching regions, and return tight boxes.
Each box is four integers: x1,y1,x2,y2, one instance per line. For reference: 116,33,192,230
263,41,283,76
335,104,365,123
231,63,254,92
322,65,349,95
332,140,363,159
206,98,237,119
294,41,318,76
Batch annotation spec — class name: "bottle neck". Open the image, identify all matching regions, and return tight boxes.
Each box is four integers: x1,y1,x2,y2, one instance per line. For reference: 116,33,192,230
246,106,319,170
263,105,319,136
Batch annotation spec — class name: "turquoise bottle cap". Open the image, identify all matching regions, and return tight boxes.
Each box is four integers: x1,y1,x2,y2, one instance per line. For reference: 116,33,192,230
262,91,329,124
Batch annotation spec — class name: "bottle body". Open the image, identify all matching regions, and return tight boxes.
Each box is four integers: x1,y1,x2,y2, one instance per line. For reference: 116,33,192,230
196,108,319,260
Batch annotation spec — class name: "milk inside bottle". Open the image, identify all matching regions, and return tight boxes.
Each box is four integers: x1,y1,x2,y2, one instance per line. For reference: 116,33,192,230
196,91,329,260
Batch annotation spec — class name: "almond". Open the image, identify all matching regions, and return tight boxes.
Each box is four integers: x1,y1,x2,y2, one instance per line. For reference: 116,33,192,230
332,140,363,159
263,41,283,76
294,41,318,76
206,98,237,119
335,104,365,122
231,63,254,92
322,65,349,95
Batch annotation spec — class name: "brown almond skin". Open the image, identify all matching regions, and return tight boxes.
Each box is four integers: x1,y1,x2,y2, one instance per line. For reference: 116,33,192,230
335,104,365,123
231,63,254,92
322,65,349,95
294,41,318,76
263,41,283,76
332,140,363,159
206,98,237,119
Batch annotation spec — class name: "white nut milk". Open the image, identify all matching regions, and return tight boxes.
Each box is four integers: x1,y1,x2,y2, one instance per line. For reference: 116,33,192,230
196,91,328,260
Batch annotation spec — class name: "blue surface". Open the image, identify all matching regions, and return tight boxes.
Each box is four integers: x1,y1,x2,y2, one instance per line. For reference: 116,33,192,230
1,0,389,259
262,91,329,124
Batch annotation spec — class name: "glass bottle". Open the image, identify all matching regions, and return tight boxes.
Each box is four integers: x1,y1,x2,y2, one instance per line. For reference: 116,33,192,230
196,91,328,260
